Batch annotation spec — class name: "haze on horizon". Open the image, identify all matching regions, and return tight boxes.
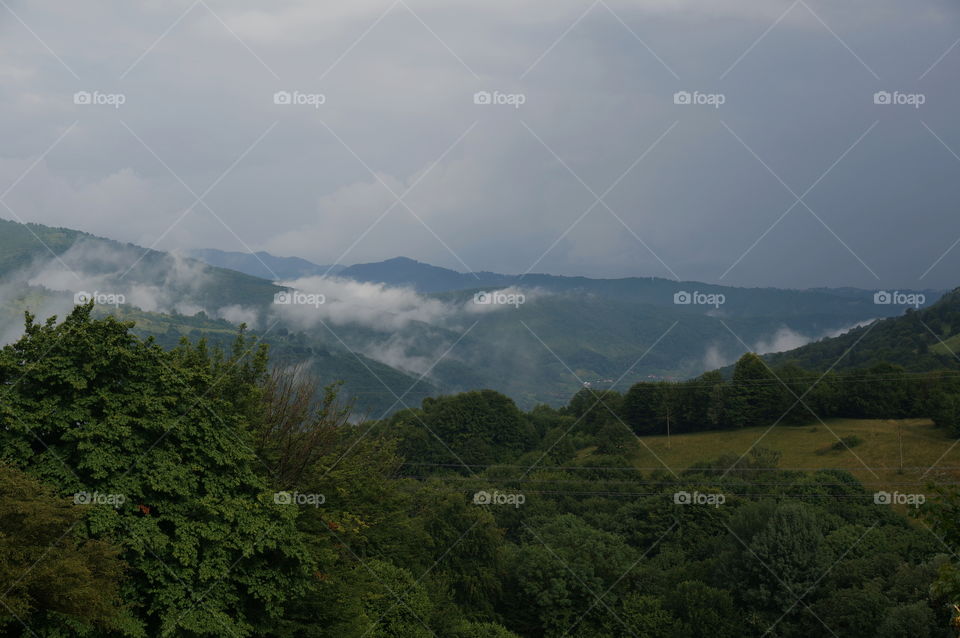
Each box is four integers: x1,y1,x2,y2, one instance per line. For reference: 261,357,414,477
1,0,959,290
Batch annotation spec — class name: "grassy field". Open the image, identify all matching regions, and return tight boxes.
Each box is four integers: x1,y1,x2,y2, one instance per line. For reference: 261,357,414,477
628,418,960,492
930,333,960,356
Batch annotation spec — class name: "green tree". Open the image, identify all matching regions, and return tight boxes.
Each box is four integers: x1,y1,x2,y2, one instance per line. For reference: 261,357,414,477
621,383,663,434
876,601,936,638
0,307,314,636
565,388,622,434
930,392,960,436
388,390,536,470
617,593,677,637
0,464,128,636
507,514,637,636
455,621,521,637
663,581,738,638
739,502,829,612
730,353,786,428
352,559,436,638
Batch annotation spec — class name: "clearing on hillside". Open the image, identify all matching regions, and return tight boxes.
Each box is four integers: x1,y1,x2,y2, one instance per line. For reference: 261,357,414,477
629,418,959,492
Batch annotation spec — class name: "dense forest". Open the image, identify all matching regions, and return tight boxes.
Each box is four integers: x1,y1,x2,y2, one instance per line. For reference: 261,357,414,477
763,289,960,373
3,305,960,636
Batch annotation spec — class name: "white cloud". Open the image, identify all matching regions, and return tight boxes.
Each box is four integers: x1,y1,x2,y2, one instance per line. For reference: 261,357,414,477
753,326,812,355
271,276,455,332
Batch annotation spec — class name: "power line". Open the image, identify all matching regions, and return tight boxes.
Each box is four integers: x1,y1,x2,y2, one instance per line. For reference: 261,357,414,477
394,475,960,488
447,489,931,500
394,475,959,486
396,462,960,472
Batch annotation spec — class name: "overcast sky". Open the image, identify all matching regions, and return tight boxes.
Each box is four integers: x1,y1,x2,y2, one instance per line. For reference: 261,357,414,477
1,0,959,289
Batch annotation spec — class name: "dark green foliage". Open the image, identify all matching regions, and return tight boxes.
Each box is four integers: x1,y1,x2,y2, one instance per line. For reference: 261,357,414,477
663,581,738,638
931,393,960,436
1,306,956,638
816,435,864,454
0,464,128,636
384,390,537,469
730,353,787,427
764,289,960,373
0,306,314,636
507,514,638,635
612,352,960,436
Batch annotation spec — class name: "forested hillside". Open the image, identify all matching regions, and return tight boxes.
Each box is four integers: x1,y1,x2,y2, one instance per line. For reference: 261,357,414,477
0,217,940,411
3,306,960,636
764,288,960,372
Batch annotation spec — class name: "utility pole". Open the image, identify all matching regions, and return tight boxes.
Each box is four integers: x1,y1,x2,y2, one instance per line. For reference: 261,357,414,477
898,422,904,474
667,408,671,450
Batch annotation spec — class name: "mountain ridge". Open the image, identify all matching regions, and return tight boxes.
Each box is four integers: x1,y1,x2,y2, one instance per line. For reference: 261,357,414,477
0,216,948,410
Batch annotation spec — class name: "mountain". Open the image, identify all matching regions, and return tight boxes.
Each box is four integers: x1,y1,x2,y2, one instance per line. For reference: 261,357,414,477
335,256,939,322
0,219,435,414
188,248,344,281
762,288,960,372
305,259,943,405
0,218,284,308
0,217,946,410
188,249,941,327
335,256,510,292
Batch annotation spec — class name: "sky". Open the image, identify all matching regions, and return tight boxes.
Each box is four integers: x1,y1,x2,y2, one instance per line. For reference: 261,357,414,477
1,0,959,290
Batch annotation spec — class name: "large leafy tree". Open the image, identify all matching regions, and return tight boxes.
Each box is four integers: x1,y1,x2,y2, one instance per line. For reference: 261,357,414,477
387,390,536,469
506,514,638,636
0,306,314,636
620,383,664,434
0,464,128,636
730,353,787,428
737,502,830,612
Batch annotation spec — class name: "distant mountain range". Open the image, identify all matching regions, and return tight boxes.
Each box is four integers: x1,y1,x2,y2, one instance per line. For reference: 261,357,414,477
187,248,345,281
0,218,947,411
191,250,943,319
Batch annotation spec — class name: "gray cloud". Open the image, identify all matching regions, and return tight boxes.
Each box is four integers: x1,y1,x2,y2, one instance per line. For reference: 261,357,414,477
0,0,958,290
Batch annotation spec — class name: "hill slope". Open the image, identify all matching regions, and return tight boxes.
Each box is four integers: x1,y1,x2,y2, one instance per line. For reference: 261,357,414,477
0,219,436,414
188,248,344,281
2,217,945,409
763,288,960,372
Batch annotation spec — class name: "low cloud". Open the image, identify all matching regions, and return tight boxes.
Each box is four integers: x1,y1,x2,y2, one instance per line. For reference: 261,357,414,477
753,327,813,355
217,304,262,328
272,276,456,332
703,344,731,370
25,240,215,315
753,319,880,357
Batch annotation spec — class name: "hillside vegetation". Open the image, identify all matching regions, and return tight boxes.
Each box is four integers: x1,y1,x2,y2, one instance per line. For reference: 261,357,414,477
0,217,941,411
4,307,960,636
764,288,960,372
627,418,958,492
